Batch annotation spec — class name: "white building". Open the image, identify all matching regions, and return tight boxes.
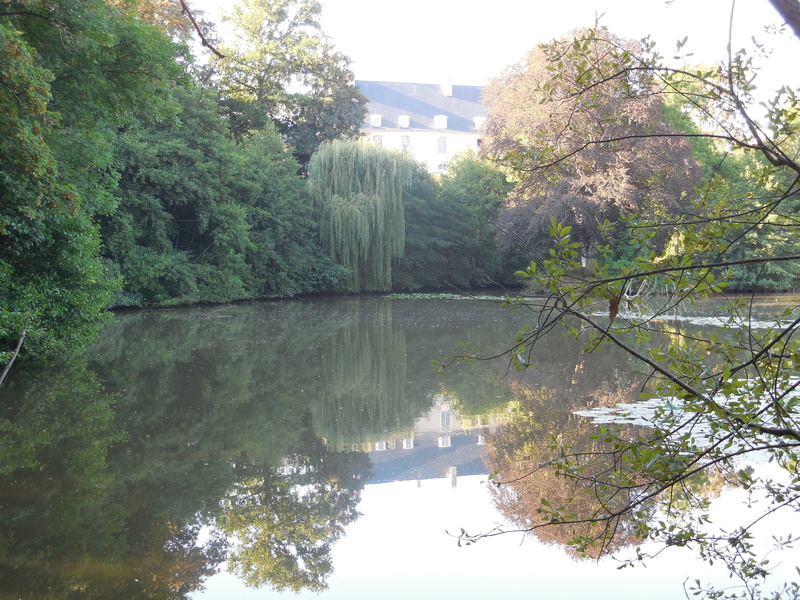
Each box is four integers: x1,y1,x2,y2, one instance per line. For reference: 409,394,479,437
356,80,486,174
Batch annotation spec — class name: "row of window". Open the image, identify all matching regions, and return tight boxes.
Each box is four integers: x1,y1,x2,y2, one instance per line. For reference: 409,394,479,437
371,135,448,153
371,114,440,128
369,114,486,130
371,434,487,451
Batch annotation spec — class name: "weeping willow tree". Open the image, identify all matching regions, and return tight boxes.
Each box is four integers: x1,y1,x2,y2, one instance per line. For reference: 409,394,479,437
307,139,414,292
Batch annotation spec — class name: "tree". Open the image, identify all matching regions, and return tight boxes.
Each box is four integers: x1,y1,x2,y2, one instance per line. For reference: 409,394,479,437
482,28,702,261
0,22,108,370
215,0,366,161
453,17,800,600
219,431,370,593
391,163,463,291
103,84,343,306
307,139,414,292
0,0,182,370
438,150,520,286
394,152,522,291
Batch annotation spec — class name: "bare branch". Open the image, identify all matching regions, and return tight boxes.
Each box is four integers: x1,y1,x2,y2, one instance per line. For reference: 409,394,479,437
178,0,224,58
0,313,30,388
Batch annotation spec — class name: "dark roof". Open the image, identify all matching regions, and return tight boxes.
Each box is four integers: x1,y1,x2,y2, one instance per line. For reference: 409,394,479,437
356,80,486,133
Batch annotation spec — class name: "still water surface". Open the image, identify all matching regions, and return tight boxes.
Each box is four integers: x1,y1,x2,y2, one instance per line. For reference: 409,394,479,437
1,295,798,599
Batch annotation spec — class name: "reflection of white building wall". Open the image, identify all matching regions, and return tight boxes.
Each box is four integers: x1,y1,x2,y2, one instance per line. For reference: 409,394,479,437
363,394,496,456
414,395,454,434
357,81,486,174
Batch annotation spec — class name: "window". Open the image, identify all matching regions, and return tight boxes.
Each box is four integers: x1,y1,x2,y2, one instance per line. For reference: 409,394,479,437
374,441,387,451
370,114,382,127
398,114,410,128
401,135,411,149
437,136,447,153
433,114,448,129
372,135,383,146
438,435,452,448
402,438,414,449
440,410,451,431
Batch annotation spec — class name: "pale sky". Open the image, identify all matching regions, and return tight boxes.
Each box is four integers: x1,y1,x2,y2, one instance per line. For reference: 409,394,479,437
318,0,795,85
195,0,799,103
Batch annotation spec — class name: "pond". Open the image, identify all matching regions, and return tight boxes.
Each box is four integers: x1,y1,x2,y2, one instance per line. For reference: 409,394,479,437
1,295,798,599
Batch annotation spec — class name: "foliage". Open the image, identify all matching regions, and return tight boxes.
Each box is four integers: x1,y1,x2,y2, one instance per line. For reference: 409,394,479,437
393,155,523,291
452,21,800,600
307,139,414,292
391,162,461,290
219,431,370,593
438,150,521,286
103,84,343,306
0,0,181,366
215,0,366,163
661,99,800,291
482,28,703,260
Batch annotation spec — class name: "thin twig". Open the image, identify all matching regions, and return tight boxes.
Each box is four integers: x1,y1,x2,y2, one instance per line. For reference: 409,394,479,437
0,312,31,388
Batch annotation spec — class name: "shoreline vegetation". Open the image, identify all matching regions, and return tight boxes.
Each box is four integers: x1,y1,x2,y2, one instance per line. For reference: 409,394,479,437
3,0,799,370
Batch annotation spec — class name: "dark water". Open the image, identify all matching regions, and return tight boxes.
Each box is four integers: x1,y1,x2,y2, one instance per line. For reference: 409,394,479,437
1,295,796,599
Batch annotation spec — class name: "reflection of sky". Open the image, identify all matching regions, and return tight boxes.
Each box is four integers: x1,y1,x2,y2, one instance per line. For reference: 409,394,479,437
192,466,800,600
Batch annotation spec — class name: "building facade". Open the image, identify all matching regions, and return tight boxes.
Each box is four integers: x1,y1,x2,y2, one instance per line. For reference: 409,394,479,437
356,80,486,174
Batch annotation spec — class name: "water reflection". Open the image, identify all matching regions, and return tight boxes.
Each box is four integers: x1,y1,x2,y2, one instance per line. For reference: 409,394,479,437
484,382,650,557
2,297,546,597
5,295,784,598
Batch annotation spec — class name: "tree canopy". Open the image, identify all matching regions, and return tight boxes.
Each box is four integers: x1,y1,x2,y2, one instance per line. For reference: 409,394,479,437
0,0,180,370
215,0,366,163
482,28,703,258
307,139,414,292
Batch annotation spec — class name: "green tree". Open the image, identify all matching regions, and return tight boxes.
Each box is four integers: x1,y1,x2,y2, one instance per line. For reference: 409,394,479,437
215,0,366,162
438,150,518,286
394,156,521,291
103,84,342,306
391,163,460,290
453,19,800,600
307,139,414,292
660,97,800,291
0,0,182,370
104,85,247,305
0,23,112,370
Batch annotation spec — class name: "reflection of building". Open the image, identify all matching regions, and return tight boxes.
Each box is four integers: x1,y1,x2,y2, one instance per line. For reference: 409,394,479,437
356,81,486,174
365,395,502,484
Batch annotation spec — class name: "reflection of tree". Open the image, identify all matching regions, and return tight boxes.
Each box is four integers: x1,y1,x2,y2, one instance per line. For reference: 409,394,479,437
219,429,371,593
484,382,652,558
0,360,228,600
311,300,427,449
0,360,122,599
